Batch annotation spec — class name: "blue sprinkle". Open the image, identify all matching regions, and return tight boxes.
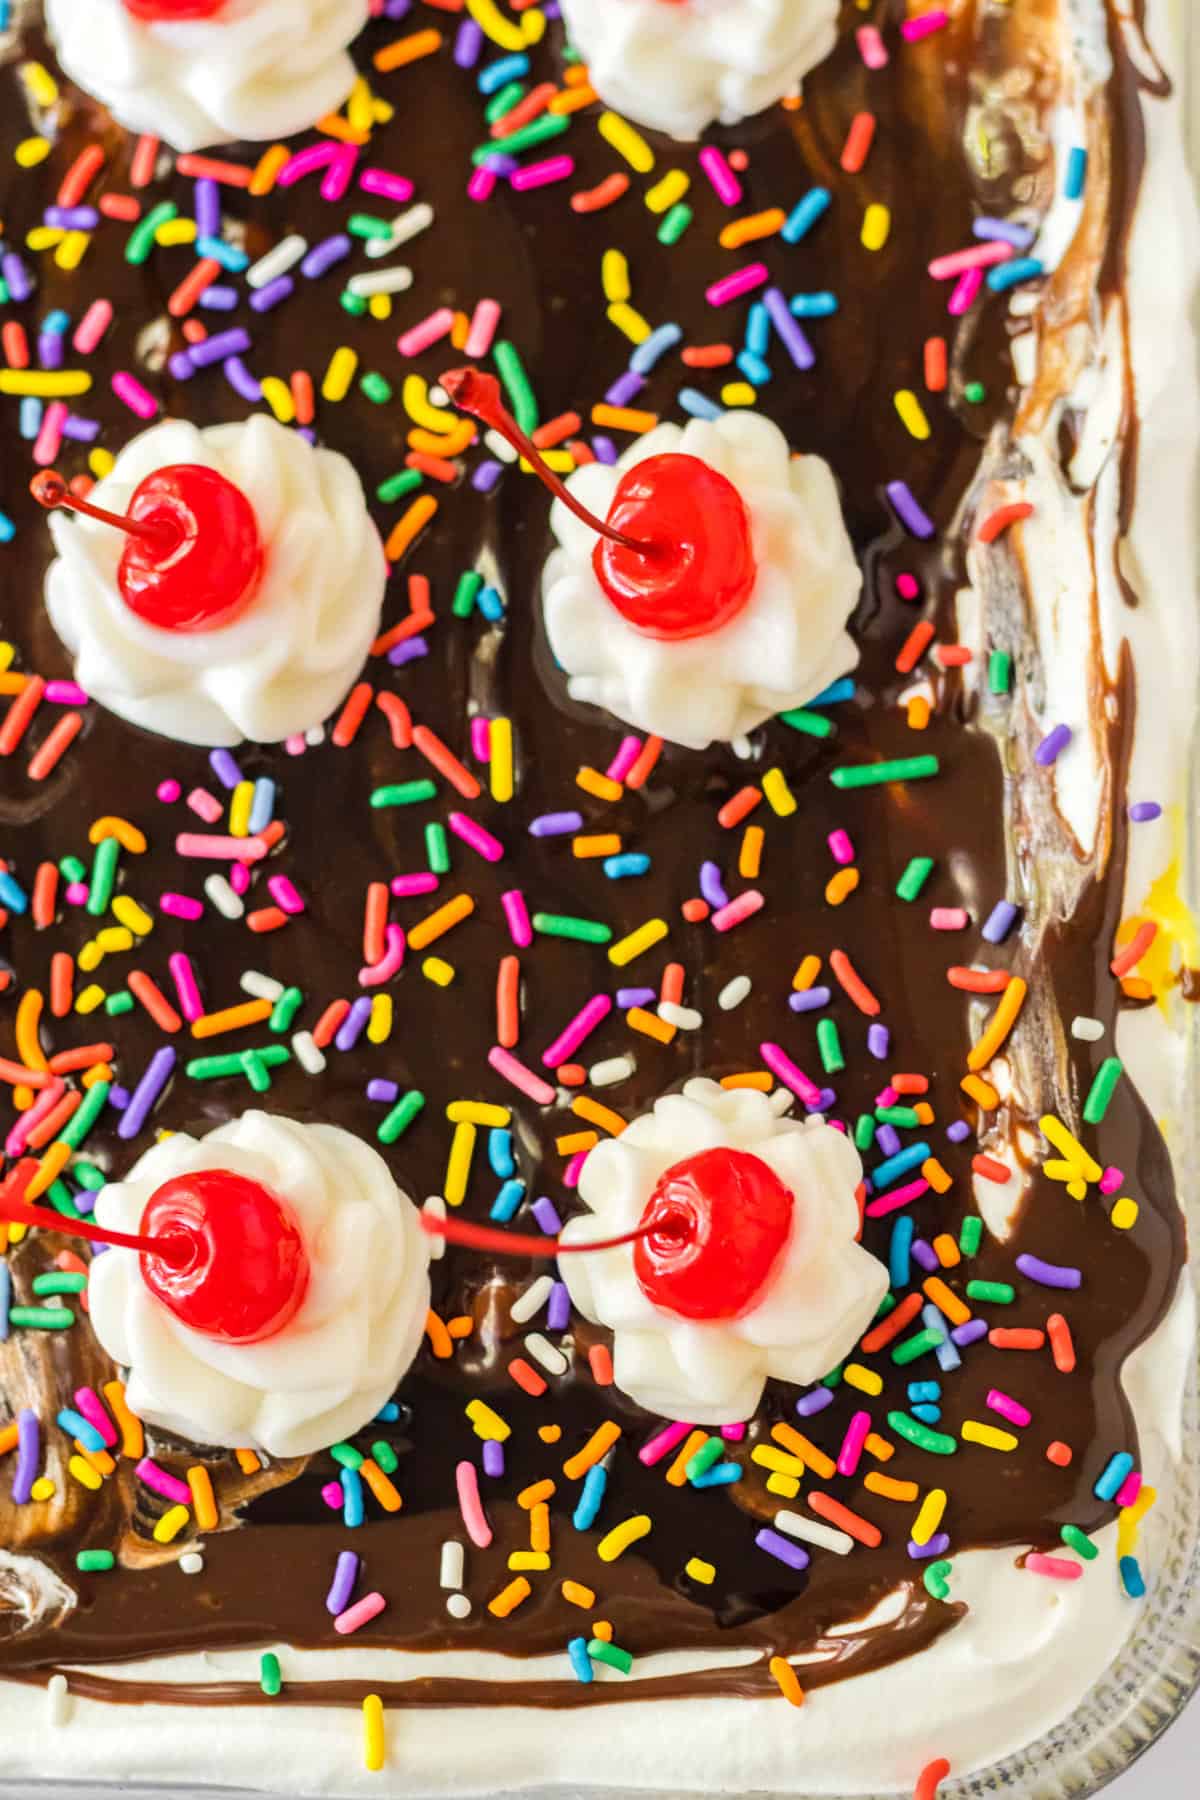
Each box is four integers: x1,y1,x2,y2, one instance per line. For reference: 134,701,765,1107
889,1216,914,1289
1063,146,1088,201
911,1404,943,1425
0,870,28,914
781,186,831,244
41,309,70,336
57,1408,105,1453
340,1467,365,1529
487,1128,514,1179
629,322,682,374
987,257,1045,293
567,1636,594,1683
907,1381,941,1404
18,397,42,440
374,1402,400,1422
196,235,250,272
789,291,839,318
1119,1554,1146,1598
247,778,275,835
477,52,529,93
490,1179,525,1223
573,1464,607,1531
736,349,772,386
603,853,650,879
744,301,770,357
924,1302,961,1373
691,1461,743,1488
1094,1452,1134,1503
808,676,856,707
677,388,724,421
477,585,505,621
871,1142,931,1191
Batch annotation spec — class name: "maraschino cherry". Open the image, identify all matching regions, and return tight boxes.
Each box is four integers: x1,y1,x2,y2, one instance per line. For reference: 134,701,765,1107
440,366,758,641
31,464,263,633
123,0,227,20
0,1161,308,1346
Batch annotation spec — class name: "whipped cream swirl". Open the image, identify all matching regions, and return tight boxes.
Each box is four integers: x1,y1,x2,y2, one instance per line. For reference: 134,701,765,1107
559,1079,888,1422
44,414,387,747
88,1112,430,1458
542,411,861,748
45,0,367,155
558,0,838,140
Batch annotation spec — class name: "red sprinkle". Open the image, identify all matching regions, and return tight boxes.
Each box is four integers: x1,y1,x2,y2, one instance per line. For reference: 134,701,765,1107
895,619,935,674
914,1759,951,1800
570,172,631,213
977,501,1034,544
1047,1313,1076,1373
971,1154,1011,1183
1110,920,1157,979
840,112,877,174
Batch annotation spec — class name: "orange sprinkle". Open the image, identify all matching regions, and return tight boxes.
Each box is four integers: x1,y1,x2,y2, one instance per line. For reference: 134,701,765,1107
966,976,1027,1071
840,111,877,173
931,1233,961,1269
924,336,948,393
363,882,389,967
1047,1313,1076,1373
360,1459,403,1513
972,1153,1011,1183
863,1472,919,1502
771,1424,836,1482
922,1156,953,1194
588,1343,614,1386
989,1328,1046,1351
739,824,764,880
406,450,459,482
488,1577,532,1619
913,1102,935,1125
517,1479,556,1510
425,1310,454,1360
246,906,289,934
575,766,623,803
235,1448,261,1475
906,695,932,730
864,1433,894,1462
290,369,315,426
563,1420,622,1480
717,786,761,829
948,966,1011,994
102,1380,143,1459
1046,1440,1074,1467
187,1465,219,1531
249,143,289,196
496,955,521,1049
373,27,443,71
591,404,659,434
49,952,73,1019
571,1096,627,1136
407,892,475,951
508,1358,548,1397
627,1006,676,1045
331,681,373,748
681,898,709,923
807,1490,882,1548
31,861,58,929
719,1071,773,1091
128,971,183,1034
624,734,662,790
891,1073,929,1094
719,208,787,249
312,999,350,1049
446,1316,474,1340
666,1429,709,1488
915,1759,952,1800
27,1090,81,1150
660,962,685,1006
561,1580,595,1608
384,495,438,562
531,411,582,450
191,999,273,1040
529,1501,551,1552
681,343,734,368
27,711,83,780
895,620,934,674
556,1131,599,1156
549,83,599,115
573,834,622,859
570,172,632,213
829,948,881,1016
0,673,45,755
960,1072,1000,1110
769,1656,805,1706
375,690,413,748
412,724,481,799
825,867,860,906
860,1291,924,1354
923,1276,971,1327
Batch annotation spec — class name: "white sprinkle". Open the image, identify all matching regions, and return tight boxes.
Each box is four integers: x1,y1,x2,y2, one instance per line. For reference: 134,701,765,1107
46,1672,71,1726
485,428,518,464
718,975,752,1011
388,202,435,247
440,1541,465,1590
659,1001,702,1030
246,233,308,289
510,1274,554,1325
423,1196,447,1260
291,1030,326,1075
347,263,414,298
589,1055,635,1088
1071,1016,1105,1041
446,1592,472,1619
524,1333,569,1376
179,1552,204,1575
305,724,326,746
773,1510,855,1556
205,873,244,920
240,970,284,1002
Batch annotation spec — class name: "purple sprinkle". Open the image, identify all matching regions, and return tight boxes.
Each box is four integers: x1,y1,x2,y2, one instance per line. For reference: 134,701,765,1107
300,234,352,279
867,1022,890,1060
482,1439,505,1479
875,1124,902,1158
297,428,317,447
906,1532,951,1561
44,206,100,230
973,217,1036,249
755,1528,810,1572
762,286,816,370
12,1409,39,1506
472,459,503,492
60,414,101,441
326,1550,359,1616
885,480,936,539
335,996,373,1052
616,987,656,1009
531,1196,563,1235
788,985,832,1013
1035,723,1072,767
367,1079,399,1103
167,351,195,382
384,0,411,15
1015,1252,1082,1290
187,327,252,369
794,1386,835,1418
529,811,583,838
38,331,64,369
547,1281,571,1332
945,1119,972,1143
591,436,618,465
198,285,239,311
108,1085,130,1110
118,1046,176,1140
209,749,242,789
2,253,34,302
807,1087,837,1113
388,637,428,667
193,178,221,238
605,370,645,408
981,900,1019,944
454,18,484,66
911,1238,939,1274
699,861,729,910
249,275,295,313
1128,801,1162,822
951,1318,989,1348
479,152,519,178
223,356,262,403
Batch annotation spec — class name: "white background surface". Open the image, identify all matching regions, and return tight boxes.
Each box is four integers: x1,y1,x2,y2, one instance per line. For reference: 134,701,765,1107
1106,1688,1199,1795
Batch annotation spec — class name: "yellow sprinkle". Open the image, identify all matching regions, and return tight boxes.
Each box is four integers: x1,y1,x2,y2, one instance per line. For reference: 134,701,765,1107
76,941,104,973
609,918,669,967
1039,1111,1103,1182
89,449,116,480
489,717,514,802
765,1472,801,1499
1118,1484,1157,1558
466,0,534,52
739,825,764,880
862,203,892,250
95,926,133,955
843,1362,884,1396
69,1455,102,1492
606,301,653,344
645,169,690,214
368,293,393,321
961,1421,1018,1452
228,780,254,838
54,231,91,271
447,1101,511,1128
0,371,92,398
601,248,631,304
402,373,458,433
750,1445,805,1477
74,983,106,1015
111,895,153,936
363,1695,385,1772
762,768,797,817
153,1504,190,1544
576,765,623,802
15,137,52,168
30,1476,56,1502
508,1551,551,1572
155,218,197,247
322,346,358,403
488,1576,532,1618
825,867,860,906
596,1514,652,1563
911,1488,947,1546
20,62,59,108
793,954,822,991
82,1064,112,1090
347,76,375,135
1111,1196,1139,1230
561,1580,596,1608
720,382,758,408
685,1557,715,1585
25,226,65,254
597,111,655,173
465,1398,511,1442
422,957,455,987
367,993,393,1042
445,1121,476,1207
260,376,295,424
769,1657,805,1707
894,389,931,440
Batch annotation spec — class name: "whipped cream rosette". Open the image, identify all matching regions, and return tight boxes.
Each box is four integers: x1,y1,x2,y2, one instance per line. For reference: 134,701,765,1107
558,0,839,141
41,413,386,747
88,1112,430,1458
558,1078,888,1422
45,0,367,155
542,410,861,749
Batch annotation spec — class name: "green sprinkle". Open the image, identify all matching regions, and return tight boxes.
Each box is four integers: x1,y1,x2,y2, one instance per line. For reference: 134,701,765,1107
964,381,987,404
532,913,612,945
896,856,934,901
1082,1057,1124,1125
76,1549,115,1573
377,469,424,504
46,1182,84,1219
370,781,438,808
340,291,368,317
988,649,1012,695
685,1437,725,1482
32,1272,87,1296
360,371,393,405
269,987,304,1034
70,1161,106,1192
484,80,526,124
104,990,134,1016
831,756,939,789
778,707,835,738
240,1050,275,1094
86,836,119,917
821,1362,844,1389
471,113,569,167
453,570,484,618
58,1080,111,1150
59,855,87,883
891,1328,945,1366
378,1089,426,1145
259,1652,282,1697
1060,1524,1100,1561
493,339,538,433
872,1292,897,1321
347,212,394,239
125,200,178,265
187,1053,248,1080
329,1443,364,1471
887,1411,958,1455
965,1279,1014,1304
815,1016,844,1074
657,202,693,245
923,1558,953,1600
587,1639,633,1675
371,1441,399,1475
425,823,450,876
876,1105,921,1129
853,1112,876,1152
959,1215,983,1257
9,1307,74,1330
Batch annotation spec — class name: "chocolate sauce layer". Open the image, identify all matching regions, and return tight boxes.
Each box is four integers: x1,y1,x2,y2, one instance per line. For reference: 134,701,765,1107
0,0,1187,1709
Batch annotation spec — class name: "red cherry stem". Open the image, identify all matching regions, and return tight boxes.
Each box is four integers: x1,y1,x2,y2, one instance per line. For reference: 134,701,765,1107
30,470,178,553
439,366,661,557
0,1160,191,1267
419,1208,688,1260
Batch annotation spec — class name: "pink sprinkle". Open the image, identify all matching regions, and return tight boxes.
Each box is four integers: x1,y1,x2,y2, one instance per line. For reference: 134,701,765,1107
358,167,415,204
464,298,501,360
542,994,612,1069
875,1085,899,1108
896,573,921,601
930,908,969,930
711,890,764,932
168,952,204,1021
856,24,889,67
511,154,574,191
160,893,204,921
759,1041,822,1105
277,142,337,187
837,1410,872,1478
360,924,405,988
320,143,358,204
64,881,89,906
187,787,224,823
928,241,1014,280
901,7,949,42
1099,1166,1124,1195
706,263,769,307
828,829,855,866
74,1387,117,1447
501,888,533,948
698,144,742,206
455,1460,492,1548
949,267,984,316
33,400,67,467
606,736,642,783
562,1151,588,1189
284,734,307,757
470,716,491,762
44,680,88,705
986,1389,1032,1428
333,1591,387,1636
1026,1553,1084,1582
156,779,181,803
488,1045,556,1107
391,873,440,898
448,811,504,863
230,860,251,895
175,832,268,861
1115,1470,1143,1509
321,1480,343,1510
865,1177,931,1219
136,1457,192,1506
112,371,158,419
397,306,457,358
268,875,305,915
638,1421,695,1467
73,298,113,355
720,1422,746,1442
468,167,497,204
6,1078,66,1157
